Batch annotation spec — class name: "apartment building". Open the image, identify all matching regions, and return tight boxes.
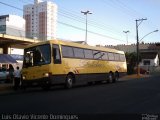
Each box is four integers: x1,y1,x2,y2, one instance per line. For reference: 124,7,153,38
23,0,57,41
0,14,25,37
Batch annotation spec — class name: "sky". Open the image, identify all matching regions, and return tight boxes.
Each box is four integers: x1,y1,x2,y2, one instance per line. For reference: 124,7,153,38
0,0,160,46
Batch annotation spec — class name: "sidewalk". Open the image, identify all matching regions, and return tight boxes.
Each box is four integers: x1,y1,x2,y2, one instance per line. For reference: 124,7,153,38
121,74,150,80
0,83,13,94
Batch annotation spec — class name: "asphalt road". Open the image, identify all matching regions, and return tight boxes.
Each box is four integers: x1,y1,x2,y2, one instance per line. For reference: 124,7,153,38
0,75,160,119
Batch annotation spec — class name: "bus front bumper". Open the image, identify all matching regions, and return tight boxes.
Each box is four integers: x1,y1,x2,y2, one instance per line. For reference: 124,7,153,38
21,75,66,87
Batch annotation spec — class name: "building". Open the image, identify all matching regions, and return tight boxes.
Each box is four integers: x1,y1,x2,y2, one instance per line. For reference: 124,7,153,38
140,52,159,67
0,14,25,37
106,43,160,73
139,51,159,73
106,42,160,56
23,0,58,41
105,43,150,53
73,41,86,44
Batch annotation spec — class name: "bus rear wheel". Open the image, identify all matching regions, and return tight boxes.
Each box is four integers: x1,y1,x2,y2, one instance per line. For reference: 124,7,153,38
108,73,114,83
65,74,73,89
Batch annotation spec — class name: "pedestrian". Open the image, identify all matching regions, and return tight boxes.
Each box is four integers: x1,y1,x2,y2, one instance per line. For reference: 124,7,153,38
13,66,21,90
8,64,14,83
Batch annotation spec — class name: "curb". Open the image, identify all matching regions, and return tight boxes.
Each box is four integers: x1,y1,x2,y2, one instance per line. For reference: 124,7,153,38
0,83,13,94
121,74,150,80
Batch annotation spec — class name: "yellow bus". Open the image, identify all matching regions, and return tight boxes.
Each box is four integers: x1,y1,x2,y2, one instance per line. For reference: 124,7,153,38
21,40,127,89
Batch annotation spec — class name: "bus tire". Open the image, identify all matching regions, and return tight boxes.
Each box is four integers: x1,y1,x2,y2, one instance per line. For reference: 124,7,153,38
65,74,73,89
108,72,114,83
41,81,51,90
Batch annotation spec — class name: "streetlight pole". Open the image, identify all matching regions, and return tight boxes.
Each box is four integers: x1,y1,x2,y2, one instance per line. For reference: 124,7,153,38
123,30,130,45
81,10,92,44
135,18,147,76
139,30,159,42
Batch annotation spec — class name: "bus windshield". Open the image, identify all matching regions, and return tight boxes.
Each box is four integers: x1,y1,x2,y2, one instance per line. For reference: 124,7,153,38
23,44,51,68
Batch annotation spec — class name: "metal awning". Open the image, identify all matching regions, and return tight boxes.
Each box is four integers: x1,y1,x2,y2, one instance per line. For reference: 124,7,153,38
0,54,17,63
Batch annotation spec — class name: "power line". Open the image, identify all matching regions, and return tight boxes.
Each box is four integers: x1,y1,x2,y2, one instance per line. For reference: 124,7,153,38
115,0,145,18
113,0,158,29
58,7,137,39
19,0,32,4
0,0,128,40
102,0,158,35
101,0,137,19
59,8,124,36
114,0,158,29
59,11,121,36
0,1,127,43
58,5,125,33
58,11,129,41
58,21,126,42
0,1,22,11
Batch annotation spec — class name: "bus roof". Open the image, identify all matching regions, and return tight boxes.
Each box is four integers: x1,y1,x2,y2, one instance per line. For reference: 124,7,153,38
24,39,125,54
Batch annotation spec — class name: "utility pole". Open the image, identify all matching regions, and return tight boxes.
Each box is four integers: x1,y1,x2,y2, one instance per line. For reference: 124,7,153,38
81,10,92,44
123,30,130,45
135,18,147,76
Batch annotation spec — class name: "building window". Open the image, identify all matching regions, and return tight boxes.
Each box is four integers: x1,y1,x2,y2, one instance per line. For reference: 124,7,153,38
6,17,9,21
0,25,6,33
143,60,150,65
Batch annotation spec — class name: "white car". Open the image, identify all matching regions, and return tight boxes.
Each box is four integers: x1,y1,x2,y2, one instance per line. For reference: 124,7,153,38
0,68,9,82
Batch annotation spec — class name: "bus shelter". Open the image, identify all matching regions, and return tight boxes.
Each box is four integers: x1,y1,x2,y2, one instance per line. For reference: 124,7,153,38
0,54,17,63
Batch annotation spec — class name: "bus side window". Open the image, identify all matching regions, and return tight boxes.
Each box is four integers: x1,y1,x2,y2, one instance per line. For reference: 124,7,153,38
53,45,61,64
114,53,120,61
120,54,125,61
108,52,115,61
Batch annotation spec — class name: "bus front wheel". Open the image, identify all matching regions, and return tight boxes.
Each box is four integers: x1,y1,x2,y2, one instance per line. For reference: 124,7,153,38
41,80,51,90
65,74,73,89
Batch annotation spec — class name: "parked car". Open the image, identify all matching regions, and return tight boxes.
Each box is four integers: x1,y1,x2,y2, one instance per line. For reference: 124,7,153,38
0,68,9,82
134,67,148,74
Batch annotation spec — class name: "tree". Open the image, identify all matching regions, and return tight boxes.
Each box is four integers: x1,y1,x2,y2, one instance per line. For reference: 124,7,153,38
125,52,141,74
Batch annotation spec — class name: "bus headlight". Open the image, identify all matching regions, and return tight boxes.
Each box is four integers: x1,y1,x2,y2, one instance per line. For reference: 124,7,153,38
44,73,50,77
22,76,26,80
